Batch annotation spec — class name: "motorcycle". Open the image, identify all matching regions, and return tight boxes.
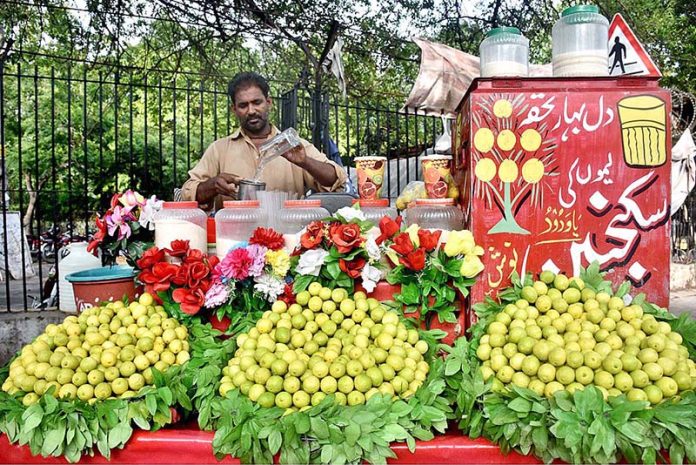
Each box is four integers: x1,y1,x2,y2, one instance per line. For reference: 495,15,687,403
30,263,58,309
39,226,86,263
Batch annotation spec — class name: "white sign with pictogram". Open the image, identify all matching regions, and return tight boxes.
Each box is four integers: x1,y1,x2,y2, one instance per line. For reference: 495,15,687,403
607,13,661,77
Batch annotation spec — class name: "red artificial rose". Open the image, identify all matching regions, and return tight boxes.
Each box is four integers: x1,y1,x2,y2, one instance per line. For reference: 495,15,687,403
417,229,442,252
376,216,402,245
171,263,189,287
329,223,363,254
300,221,325,249
138,262,179,292
339,257,367,279
206,255,220,269
183,248,206,264
136,247,166,270
172,287,206,315
167,240,190,258
399,248,426,271
186,261,209,289
249,227,285,250
390,232,415,256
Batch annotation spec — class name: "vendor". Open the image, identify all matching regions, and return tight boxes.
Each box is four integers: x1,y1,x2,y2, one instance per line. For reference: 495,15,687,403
181,72,347,209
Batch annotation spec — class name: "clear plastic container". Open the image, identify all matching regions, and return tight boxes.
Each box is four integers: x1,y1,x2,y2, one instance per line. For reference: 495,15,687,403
154,201,208,255
352,199,398,241
405,198,464,243
479,27,529,78
215,200,265,258
278,200,329,253
552,5,609,77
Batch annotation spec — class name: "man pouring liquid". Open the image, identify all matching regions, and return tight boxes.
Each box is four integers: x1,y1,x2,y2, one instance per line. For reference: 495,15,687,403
181,72,347,209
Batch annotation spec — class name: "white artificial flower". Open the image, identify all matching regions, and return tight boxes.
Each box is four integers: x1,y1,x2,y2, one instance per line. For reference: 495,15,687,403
139,195,163,231
364,236,382,262
360,263,382,293
295,249,330,276
336,206,366,223
253,274,286,301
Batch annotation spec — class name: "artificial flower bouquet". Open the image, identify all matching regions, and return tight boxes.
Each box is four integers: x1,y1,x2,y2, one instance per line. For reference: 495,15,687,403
385,226,485,328
87,189,163,266
291,206,397,294
136,240,219,319
203,227,294,324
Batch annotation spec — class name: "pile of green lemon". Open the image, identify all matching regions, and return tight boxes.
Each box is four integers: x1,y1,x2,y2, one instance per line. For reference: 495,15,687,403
2,293,189,405
477,271,696,404
219,282,430,413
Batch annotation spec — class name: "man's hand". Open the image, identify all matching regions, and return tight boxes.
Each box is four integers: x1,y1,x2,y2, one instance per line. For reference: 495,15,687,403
196,173,241,205
283,145,338,188
282,145,308,166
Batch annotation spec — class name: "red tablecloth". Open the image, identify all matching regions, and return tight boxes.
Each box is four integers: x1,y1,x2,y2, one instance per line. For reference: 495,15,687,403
0,422,541,464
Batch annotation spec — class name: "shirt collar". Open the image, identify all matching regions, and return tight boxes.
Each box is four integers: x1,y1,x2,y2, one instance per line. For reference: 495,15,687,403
230,125,279,143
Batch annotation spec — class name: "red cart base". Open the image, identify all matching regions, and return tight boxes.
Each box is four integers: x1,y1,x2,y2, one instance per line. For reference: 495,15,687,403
0,423,541,464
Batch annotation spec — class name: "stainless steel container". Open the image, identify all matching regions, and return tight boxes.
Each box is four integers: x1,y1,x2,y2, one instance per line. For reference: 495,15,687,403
238,179,266,200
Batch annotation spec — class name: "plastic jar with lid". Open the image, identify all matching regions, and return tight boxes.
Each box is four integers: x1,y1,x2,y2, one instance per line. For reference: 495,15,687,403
278,200,329,253
215,200,265,258
352,199,399,241
154,201,208,255
405,198,464,243
479,27,529,78
552,5,609,77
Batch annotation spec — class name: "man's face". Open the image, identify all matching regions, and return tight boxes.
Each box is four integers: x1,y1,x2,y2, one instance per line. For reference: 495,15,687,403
233,85,272,135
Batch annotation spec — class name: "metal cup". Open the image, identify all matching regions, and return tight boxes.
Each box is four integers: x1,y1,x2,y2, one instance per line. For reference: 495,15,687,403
238,179,266,200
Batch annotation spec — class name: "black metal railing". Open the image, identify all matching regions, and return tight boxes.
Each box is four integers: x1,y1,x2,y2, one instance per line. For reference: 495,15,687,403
0,60,442,312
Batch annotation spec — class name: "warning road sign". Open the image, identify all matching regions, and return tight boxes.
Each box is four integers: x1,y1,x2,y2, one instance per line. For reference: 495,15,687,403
607,13,661,77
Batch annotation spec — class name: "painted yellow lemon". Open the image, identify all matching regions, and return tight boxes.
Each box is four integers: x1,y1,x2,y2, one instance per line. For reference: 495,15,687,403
497,130,517,151
520,129,542,152
522,158,545,184
474,158,497,183
498,159,519,183
493,99,513,118
474,128,495,153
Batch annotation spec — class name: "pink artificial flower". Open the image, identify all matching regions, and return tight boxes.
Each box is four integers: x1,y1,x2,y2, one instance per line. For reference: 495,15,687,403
246,244,268,277
106,206,133,240
216,247,253,280
119,190,146,209
204,282,230,308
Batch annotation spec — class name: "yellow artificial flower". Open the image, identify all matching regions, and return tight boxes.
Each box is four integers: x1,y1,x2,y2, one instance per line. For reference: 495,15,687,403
444,230,476,257
265,249,290,277
460,253,485,278
385,250,400,267
404,224,420,248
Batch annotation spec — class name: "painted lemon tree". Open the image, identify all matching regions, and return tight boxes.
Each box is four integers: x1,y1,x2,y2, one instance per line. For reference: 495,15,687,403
472,95,559,235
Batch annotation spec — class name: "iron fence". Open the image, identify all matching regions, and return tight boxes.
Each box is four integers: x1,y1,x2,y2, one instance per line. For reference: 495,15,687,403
0,60,442,312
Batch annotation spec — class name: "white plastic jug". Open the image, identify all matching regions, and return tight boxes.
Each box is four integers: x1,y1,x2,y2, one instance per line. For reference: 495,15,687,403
58,242,101,312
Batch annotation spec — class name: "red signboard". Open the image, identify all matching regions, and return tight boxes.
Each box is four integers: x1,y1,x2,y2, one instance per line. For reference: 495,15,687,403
453,78,671,325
